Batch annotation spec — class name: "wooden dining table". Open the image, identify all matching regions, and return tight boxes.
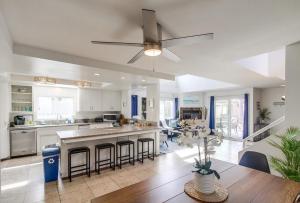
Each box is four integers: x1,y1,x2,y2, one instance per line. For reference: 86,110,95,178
91,159,300,203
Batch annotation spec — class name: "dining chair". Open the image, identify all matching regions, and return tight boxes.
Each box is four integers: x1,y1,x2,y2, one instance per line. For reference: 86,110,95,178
239,151,270,173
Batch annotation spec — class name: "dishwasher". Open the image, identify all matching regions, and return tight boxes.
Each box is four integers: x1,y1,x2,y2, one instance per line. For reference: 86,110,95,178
10,129,37,157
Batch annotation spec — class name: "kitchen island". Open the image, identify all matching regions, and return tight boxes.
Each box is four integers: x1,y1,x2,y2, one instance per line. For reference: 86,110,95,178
57,125,160,178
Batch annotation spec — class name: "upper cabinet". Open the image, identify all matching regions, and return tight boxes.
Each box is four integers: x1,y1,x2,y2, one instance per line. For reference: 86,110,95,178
78,89,101,112
78,89,121,112
101,90,121,111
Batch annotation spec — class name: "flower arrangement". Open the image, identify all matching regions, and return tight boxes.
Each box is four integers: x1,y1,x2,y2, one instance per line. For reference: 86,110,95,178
178,121,223,179
177,120,223,193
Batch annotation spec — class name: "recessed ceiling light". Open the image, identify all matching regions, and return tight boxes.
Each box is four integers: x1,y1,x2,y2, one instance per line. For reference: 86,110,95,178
121,76,125,80
280,84,286,87
142,79,146,82
94,73,101,76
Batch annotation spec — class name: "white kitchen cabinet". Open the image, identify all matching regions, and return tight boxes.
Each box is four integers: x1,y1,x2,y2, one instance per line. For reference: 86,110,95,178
78,88,102,112
101,90,121,111
37,125,78,153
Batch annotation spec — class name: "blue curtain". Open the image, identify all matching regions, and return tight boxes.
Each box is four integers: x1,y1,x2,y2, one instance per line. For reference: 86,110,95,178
131,95,138,118
175,97,179,119
243,94,249,139
209,96,215,134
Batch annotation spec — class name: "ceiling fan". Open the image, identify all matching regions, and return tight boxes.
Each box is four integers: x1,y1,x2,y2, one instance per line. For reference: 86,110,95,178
91,9,213,64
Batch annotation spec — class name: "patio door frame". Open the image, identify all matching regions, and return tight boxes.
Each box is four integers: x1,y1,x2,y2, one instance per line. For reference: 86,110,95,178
215,95,245,139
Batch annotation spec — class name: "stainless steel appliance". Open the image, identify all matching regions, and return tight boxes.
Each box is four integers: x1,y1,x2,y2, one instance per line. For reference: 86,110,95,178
10,129,37,157
103,114,118,122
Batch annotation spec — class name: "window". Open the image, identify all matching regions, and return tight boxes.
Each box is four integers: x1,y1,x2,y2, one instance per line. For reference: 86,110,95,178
37,96,75,120
160,99,175,120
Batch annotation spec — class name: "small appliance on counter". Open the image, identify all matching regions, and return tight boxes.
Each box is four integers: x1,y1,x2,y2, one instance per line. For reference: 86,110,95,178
103,114,119,122
14,115,25,125
95,117,103,123
14,115,33,126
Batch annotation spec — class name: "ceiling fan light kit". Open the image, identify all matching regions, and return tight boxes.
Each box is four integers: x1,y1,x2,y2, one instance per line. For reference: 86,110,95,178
91,9,213,64
144,43,162,56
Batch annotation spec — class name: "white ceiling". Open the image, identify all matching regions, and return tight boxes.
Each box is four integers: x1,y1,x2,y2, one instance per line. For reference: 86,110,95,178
11,55,159,90
1,0,299,87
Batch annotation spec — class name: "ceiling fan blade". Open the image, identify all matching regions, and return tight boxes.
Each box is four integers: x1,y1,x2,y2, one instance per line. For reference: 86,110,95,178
142,9,159,43
157,23,162,41
91,41,143,47
161,33,214,48
162,48,181,63
127,49,144,64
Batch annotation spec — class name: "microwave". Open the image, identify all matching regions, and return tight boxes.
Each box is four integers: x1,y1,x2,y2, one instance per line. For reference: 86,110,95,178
103,114,118,122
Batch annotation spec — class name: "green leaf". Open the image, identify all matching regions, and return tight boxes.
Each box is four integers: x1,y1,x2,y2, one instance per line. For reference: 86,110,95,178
213,170,220,179
269,127,300,182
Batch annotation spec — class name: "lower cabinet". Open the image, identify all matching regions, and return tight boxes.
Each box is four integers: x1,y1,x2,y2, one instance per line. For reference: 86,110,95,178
37,125,78,153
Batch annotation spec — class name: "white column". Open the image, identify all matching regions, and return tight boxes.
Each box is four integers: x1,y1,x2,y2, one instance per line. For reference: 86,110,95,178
146,84,160,123
285,41,300,127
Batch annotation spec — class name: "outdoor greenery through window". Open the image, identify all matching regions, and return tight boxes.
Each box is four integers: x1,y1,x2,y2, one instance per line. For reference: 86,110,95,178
160,99,175,120
37,96,74,120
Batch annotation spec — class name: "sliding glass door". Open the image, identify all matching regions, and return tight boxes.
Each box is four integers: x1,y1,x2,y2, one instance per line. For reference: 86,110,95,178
215,96,244,139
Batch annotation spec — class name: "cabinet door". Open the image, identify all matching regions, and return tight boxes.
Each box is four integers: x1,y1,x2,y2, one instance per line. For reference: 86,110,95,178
78,89,101,111
102,90,121,111
78,88,90,111
91,89,102,111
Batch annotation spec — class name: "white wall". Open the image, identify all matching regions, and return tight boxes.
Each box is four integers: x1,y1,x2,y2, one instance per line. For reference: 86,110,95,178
0,11,13,160
260,87,285,122
121,88,146,119
0,74,11,159
286,41,300,127
253,88,261,126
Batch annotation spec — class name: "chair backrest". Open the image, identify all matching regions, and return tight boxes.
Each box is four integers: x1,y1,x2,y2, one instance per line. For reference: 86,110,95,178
160,119,169,129
239,151,270,173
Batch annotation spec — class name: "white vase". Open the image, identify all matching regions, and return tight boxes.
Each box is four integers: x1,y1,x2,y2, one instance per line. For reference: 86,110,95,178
193,173,215,194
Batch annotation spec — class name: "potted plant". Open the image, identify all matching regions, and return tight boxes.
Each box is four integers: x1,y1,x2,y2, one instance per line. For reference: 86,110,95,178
178,124,223,194
258,108,271,124
269,127,300,182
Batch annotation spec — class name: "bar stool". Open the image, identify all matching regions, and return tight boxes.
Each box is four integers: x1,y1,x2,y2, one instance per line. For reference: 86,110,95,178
95,143,115,174
68,146,90,182
137,138,155,163
116,140,135,169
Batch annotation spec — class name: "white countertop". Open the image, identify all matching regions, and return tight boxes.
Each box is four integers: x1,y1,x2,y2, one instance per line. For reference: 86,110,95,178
57,125,160,140
9,122,115,130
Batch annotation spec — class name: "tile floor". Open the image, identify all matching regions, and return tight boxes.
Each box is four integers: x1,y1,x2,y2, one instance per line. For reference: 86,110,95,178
0,139,243,203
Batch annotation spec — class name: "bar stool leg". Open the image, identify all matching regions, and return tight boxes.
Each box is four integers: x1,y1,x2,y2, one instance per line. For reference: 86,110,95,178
98,149,101,174
88,150,91,177
95,147,97,174
86,151,88,176
113,146,115,170
137,140,139,162
119,145,122,169
152,140,155,160
129,144,131,164
133,143,135,165
68,153,71,182
116,144,119,168
141,142,144,163
110,147,112,168
148,141,150,159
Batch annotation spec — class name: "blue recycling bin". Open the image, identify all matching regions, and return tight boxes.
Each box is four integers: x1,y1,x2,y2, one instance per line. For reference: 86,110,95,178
42,146,60,182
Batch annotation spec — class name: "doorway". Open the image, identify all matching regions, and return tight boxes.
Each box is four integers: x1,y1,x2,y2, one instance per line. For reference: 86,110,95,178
215,96,245,139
